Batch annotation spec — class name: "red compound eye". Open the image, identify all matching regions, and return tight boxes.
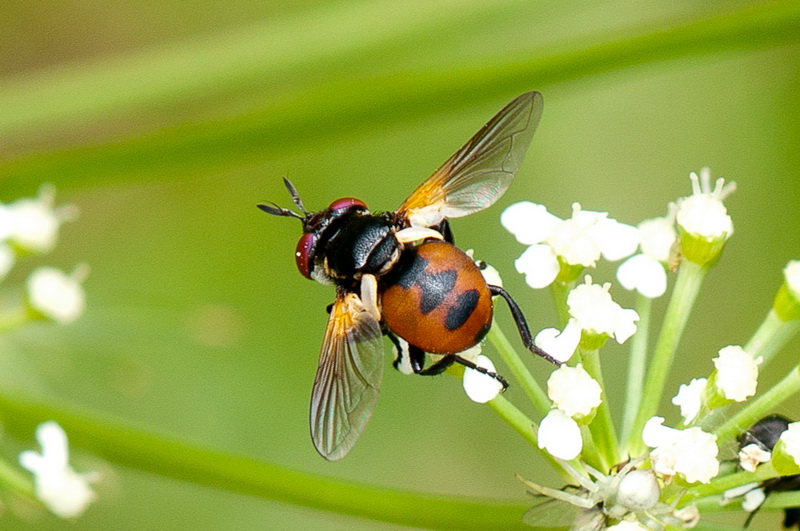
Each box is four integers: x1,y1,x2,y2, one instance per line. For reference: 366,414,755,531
328,197,367,212
295,232,317,279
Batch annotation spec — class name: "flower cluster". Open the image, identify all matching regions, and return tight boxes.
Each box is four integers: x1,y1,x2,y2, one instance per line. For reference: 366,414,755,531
474,168,800,528
0,186,97,520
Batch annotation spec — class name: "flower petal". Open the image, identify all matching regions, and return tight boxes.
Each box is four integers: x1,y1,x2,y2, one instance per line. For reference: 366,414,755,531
501,202,560,245
515,244,559,289
462,355,504,403
538,409,582,460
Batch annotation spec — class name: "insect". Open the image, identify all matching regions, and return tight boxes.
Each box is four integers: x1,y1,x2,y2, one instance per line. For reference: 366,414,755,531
259,91,558,460
737,415,800,529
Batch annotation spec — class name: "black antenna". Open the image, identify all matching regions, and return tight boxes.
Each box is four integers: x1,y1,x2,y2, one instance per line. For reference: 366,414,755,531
257,179,309,221
283,178,309,216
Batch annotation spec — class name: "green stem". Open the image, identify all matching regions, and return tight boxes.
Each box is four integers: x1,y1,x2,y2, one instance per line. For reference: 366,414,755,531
621,294,651,447
0,391,531,530
745,309,800,366
487,322,550,416
5,2,800,190
627,260,707,456
487,395,571,483
684,461,778,503
579,347,619,469
713,365,800,447
579,424,604,472
549,281,571,328
695,489,800,515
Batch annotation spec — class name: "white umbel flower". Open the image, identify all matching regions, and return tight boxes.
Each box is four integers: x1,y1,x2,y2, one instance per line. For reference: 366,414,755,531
547,364,601,418
713,346,761,402
742,487,766,512
738,444,771,473
672,378,708,424
503,202,638,288
567,276,639,344
27,266,87,324
462,354,504,403
617,209,676,299
7,184,75,254
19,421,97,518
676,168,735,239
779,422,800,467
675,168,736,266
534,319,581,363
538,409,582,460
643,417,719,484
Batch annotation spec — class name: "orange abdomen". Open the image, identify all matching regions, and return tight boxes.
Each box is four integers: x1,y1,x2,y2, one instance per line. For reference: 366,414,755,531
381,240,493,354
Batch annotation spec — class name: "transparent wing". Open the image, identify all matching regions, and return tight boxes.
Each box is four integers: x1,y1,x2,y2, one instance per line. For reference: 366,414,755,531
310,290,384,460
522,496,605,531
396,91,543,227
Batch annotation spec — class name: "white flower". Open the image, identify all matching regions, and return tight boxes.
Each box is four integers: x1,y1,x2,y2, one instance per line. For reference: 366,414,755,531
713,345,761,402
785,260,800,300
503,202,638,288
643,417,719,484
738,444,771,473
617,210,676,299
501,202,560,245
462,354,504,403
534,319,581,363
7,184,75,254
638,212,677,262
779,422,800,466
742,487,766,512
19,421,97,518
538,409,582,460
547,364,601,418
617,254,667,299
567,276,639,344
675,168,735,239
672,378,707,424
723,481,761,501
27,266,87,324
514,244,559,289
722,482,765,512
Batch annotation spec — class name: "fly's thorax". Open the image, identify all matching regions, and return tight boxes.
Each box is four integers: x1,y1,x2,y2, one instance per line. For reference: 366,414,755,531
314,210,400,284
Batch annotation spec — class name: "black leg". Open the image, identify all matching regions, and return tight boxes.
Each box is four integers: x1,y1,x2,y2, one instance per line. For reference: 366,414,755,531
451,355,509,391
432,220,454,244
489,285,562,366
388,331,426,373
419,354,509,391
418,355,454,375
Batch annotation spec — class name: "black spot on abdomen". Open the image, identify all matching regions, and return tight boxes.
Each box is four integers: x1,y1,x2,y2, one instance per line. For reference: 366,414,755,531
418,270,457,314
445,289,480,331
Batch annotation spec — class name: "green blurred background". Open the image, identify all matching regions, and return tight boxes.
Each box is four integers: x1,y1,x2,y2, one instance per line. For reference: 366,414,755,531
1,0,799,528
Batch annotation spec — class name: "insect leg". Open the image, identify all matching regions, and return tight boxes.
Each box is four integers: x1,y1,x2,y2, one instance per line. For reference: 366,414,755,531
419,355,509,391
434,220,454,244
488,285,562,366
449,355,509,391
387,332,426,374
360,274,381,321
